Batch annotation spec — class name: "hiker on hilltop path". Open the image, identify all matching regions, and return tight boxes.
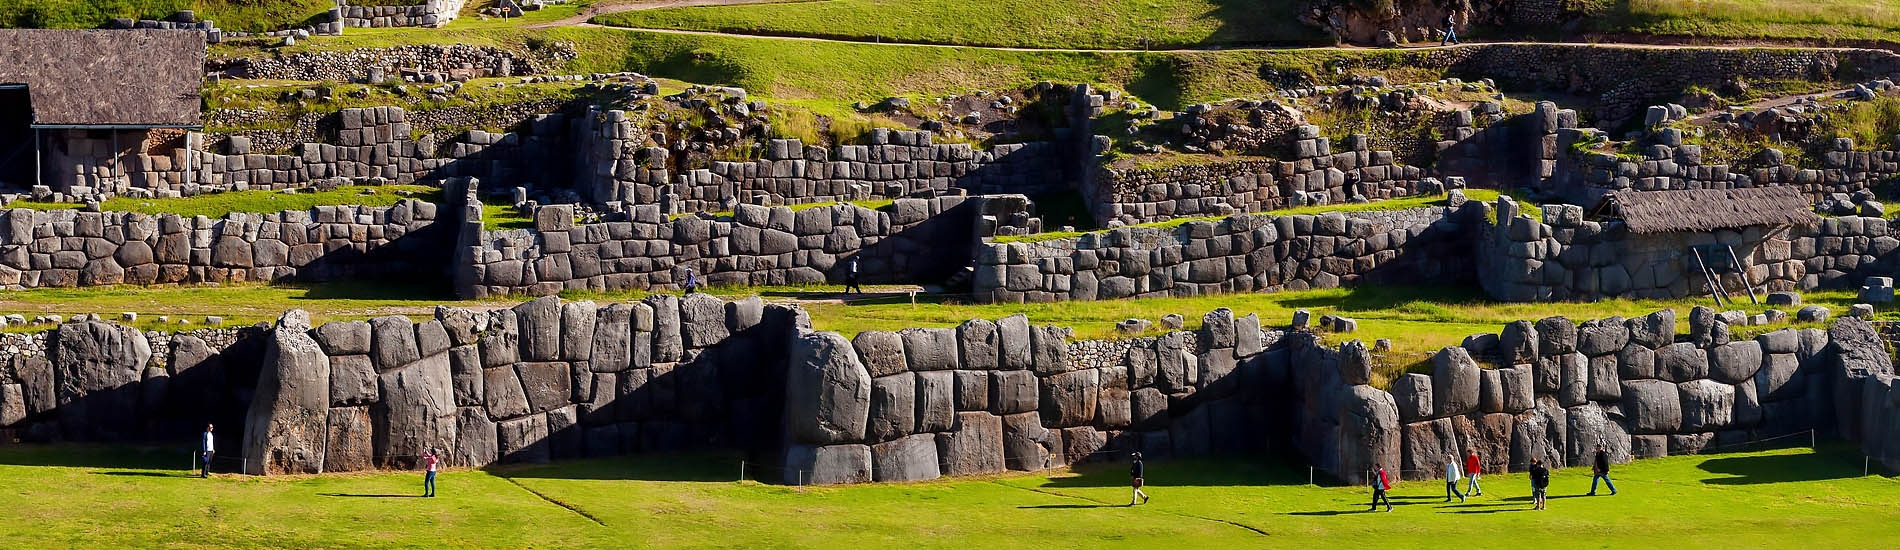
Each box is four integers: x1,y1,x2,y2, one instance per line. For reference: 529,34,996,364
422,448,439,498
1370,465,1393,512
1528,457,1550,511
1443,453,1466,503
1440,12,1460,46
1129,452,1150,506
1588,444,1617,496
1464,449,1483,497
200,424,215,478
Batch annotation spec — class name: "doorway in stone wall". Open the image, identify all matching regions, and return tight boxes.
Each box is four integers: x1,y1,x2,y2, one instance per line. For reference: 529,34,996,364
0,86,32,189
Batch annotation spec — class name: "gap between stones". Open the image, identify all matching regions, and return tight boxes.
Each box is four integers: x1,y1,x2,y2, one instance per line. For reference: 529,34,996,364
501,476,608,527
990,480,1271,537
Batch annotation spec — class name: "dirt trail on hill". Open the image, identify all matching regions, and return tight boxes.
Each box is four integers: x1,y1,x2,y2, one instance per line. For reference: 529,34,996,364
529,0,783,28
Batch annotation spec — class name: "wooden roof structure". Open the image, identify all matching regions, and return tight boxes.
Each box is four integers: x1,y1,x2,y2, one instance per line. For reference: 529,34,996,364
1605,187,1819,234
0,29,204,128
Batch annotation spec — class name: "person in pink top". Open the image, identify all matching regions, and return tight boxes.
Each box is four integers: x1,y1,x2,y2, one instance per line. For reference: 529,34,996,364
422,448,439,498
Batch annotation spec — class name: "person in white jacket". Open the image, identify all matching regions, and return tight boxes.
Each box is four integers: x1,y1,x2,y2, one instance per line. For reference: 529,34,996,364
1443,453,1465,503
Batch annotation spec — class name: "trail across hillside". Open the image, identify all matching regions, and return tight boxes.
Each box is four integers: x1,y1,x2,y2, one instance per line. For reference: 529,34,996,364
529,0,782,28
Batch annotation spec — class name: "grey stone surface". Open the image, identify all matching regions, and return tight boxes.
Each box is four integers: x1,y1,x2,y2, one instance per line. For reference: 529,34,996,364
867,373,917,442
785,331,872,444
871,433,940,482
242,311,330,475
369,315,420,371
900,327,959,372
1431,347,1481,416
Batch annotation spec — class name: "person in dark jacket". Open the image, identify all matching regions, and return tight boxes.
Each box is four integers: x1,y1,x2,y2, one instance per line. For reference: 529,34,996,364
1528,457,1550,510
1129,452,1150,505
1588,444,1618,496
1440,12,1460,46
844,256,862,294
1370,465,1393,512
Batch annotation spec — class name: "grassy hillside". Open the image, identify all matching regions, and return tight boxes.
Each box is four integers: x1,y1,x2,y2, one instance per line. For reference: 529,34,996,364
1576,0,1900,44
0,444,1891,548
594,0,1329,50
0,0,337,32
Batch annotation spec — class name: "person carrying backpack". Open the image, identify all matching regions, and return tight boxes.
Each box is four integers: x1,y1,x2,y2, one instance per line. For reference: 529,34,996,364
1129,452,1150,505
1370,465,1393,512
1440,12,1460,46
1528,457,1550,510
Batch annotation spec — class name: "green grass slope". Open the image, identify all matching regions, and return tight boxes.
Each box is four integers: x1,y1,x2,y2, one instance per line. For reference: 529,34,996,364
0,444,1891,547
0,0,337,32
595,0,1329,50
1574,0,1900,44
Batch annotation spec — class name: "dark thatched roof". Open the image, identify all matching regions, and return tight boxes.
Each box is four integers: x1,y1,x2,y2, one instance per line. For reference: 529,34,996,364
1607,187,1819,234
0,30,204,127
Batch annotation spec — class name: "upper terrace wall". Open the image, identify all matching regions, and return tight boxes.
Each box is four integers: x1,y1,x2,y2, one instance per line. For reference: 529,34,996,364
578,117,1069,213
0,199,449,289
973,203,1477,304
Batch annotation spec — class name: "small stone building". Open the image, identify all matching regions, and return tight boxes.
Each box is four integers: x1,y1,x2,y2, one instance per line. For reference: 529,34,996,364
1482,186,1827,301
0,30,205,195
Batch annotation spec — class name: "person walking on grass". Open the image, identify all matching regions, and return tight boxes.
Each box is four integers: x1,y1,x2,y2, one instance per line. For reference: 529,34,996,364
1588,444,1617,496
1129,452,1150,506
1443,453,1465,503
844,256,863,294
1440,12,1460,46
1464,448,1483,497
682,267,699,295
1370,465,1393,512
200,424,215,478
422,448,439,498
1528,457,1550,511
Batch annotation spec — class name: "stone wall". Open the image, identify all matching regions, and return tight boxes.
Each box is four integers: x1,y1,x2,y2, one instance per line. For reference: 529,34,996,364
239,295,798,474
0,322,267,448
780,308,1291,484
455,189,1026,298
579,116,1068,212
0,199,448,288
1477,197,1899,301
210,42,573,82
1341,312,1896,483
334,0,467,29
973,202,1477,304
1541,128,1900,206
34,106,567,201
1087,126,1432,226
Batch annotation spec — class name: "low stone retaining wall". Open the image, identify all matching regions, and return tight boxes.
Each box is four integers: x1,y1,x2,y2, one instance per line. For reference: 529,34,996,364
0,199,448,288
972,203,1477,303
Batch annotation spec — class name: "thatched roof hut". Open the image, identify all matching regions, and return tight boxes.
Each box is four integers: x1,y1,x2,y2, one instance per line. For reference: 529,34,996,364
1604,187,1819,234
0,29,204,128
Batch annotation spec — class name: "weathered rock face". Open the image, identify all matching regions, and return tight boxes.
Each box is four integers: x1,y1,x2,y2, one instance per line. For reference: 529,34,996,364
243,311,331,475
785,331,872,444
49,321,151,440
374,352,457,469
1336,385,1399,485
1432,347,1481,416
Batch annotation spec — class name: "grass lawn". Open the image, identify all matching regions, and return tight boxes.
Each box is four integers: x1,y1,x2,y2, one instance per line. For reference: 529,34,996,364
4,185,441,218
594,0,1329,50
0,0,336,32
1575,0,1900,44
0,443,1891,547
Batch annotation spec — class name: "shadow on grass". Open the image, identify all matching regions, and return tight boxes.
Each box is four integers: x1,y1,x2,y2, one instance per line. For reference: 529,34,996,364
318,493,426,498
1695,448,1866,485
487,451,747,482
0,444,190,470
1284,509,1380,516
1018,504,1125,510
93,471,186,478
1034,457,1315,489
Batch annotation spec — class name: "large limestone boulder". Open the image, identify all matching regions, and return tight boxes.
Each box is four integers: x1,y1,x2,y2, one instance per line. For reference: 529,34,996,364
515,296,562,362
1626,309,1676,349
51,320,149,439
498,413,549,463
852,330,907,378
996,314,1032,370
1564,403,1629,468
374,352,457,469
242,311,331,475
452,406,498,467
1586,354,1621,401
323,406,374,472
1499,365,1535,413
899,327,959,372
1431,347,1481,416
785,331,872,444
1400,417,1458,481
1656,343,1708,382
1001,412,1058,471
784,443,873,485
916,370,957,432
1040,368,1100,428
1708,340,1763,384
990,370,1038,415
1621,380,1682,434
871,433,940,482
1678,379,1735,431
514,362,572,414
938,411,1005,476
957,318,1000,371
1392,373,1433,422
679,294,729,349
369,315,420,372
1336,384,1400,485
867,373,917,442
589,304,634,372
559,301,598,361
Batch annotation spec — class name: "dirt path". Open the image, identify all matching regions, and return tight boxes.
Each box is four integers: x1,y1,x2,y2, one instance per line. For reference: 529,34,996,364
529,0,785,28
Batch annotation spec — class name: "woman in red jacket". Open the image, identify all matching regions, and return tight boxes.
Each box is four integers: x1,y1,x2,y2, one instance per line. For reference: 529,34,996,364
1464,449,1483,497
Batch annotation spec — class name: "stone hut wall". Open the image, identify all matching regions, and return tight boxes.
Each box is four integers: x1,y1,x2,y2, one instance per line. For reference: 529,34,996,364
335,0,467,29
972,203,1478,304
0,199,448,288
1477,198,1899,301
